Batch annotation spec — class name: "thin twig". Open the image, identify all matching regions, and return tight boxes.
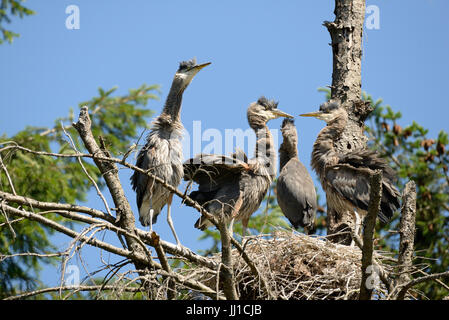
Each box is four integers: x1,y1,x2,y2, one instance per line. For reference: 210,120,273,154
0,154,17,195
231,237,275,299
396,271,449,300
0,200,16,239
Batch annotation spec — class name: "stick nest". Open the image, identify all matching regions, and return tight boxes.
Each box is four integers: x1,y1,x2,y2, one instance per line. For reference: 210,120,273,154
188,230,393,300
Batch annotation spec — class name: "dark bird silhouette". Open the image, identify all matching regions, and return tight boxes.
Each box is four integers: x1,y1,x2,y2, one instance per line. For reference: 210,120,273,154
276,119,317,234
300,101,401,241
184,97,293,235
131,58,210,246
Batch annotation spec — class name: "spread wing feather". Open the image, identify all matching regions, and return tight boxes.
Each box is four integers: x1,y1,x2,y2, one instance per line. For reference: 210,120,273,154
183,152,250,193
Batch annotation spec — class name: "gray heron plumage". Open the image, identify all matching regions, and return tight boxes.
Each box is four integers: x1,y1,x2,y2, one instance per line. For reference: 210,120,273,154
130,58,210,245
276,118,317,233
184,97,293,235
300,101,401,240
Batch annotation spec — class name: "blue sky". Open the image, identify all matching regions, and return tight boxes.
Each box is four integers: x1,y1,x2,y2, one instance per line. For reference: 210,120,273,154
1,1,448,290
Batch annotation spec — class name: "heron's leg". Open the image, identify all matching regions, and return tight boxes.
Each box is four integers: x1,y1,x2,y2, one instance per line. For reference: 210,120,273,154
228,217,235,236
354,209,361,236
242,217,250,238
149,197,154,234
350,209,361,247
166,193,181,248
149,209,154,233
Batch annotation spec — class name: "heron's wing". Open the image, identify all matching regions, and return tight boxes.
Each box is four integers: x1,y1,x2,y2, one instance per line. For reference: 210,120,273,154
339,150,397,182
183,153,251,192
130,143,156,210
277,159,317,229
326,150,401,223
230,147,248,163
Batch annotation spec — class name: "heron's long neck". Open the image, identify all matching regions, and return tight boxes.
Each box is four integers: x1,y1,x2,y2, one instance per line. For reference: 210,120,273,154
279,142,298,170
161,77,185,121
311,115,347,178
254,125,277,180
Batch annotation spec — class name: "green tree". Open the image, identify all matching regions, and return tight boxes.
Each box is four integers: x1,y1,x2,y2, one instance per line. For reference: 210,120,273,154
0,85,158,297
0,0,34,44
361,92,449,299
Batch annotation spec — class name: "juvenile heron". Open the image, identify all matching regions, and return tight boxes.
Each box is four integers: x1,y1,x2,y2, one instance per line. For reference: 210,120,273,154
184,97,293,235
130,58,210,246
300,101,400,240
276,119,317,234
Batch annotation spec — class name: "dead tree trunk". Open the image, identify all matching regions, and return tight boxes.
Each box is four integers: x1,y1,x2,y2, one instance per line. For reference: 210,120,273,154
324,0,373,243
394,181,417,299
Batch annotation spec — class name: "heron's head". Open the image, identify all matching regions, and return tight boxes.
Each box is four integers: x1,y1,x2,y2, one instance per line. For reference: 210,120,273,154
247,96,293,129
280,118,298,148
174,58,211,88
299,101,347,124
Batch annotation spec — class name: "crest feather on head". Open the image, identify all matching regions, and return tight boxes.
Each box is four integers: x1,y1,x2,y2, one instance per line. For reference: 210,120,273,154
178,58,197,71
257,96,279,110
319,101,339,113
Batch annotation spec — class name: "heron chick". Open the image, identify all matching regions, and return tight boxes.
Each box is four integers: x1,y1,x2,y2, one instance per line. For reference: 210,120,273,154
300,101,401,242
131,58,210,246
276,119,317,234
184,97,293,236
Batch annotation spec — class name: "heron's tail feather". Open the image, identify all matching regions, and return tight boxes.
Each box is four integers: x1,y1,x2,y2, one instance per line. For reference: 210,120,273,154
194,216,213,231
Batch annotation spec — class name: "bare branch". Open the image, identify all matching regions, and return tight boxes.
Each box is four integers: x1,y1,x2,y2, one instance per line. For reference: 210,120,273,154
0,154,17,195
396,271,449,300
2,202,223,299
0,251,68,262
72,106,151,272
151,232,176,300
0,200,16,238
351,231,394,293
0,189,218,271
217,222,238,300
359,170,382,300
394,180,418,299
2,203,136,261
0,143,222,229
0,190,114,223
3,285,144,300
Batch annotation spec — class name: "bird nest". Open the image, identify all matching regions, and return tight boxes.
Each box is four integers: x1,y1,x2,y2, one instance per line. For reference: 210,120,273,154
187,229,393,300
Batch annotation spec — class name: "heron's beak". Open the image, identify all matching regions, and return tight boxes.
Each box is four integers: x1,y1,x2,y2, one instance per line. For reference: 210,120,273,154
271,109,294,119
299,111,323,118
190,62,211,72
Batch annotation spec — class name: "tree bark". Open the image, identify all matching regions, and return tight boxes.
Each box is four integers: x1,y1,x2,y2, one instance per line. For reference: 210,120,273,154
395,180,417,299
217,222,239,300
359,171,382,300
73,107,152,273
324,0,373,242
